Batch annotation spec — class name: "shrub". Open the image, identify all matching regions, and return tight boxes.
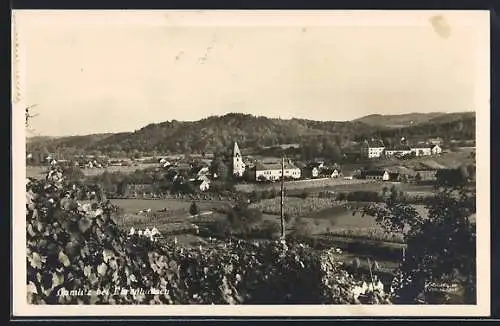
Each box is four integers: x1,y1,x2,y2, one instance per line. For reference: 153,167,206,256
189,201,199,216
25,168,397,305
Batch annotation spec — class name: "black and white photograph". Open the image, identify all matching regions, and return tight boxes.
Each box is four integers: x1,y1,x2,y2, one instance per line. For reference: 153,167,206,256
12,10,490,317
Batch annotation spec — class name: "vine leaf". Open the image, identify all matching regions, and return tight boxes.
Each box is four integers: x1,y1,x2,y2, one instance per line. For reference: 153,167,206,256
58,251,71,267
29,252,44,269
97,263,108,276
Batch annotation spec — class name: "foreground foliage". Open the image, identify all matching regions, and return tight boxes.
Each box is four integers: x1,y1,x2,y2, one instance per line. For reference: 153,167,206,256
26,167,395,304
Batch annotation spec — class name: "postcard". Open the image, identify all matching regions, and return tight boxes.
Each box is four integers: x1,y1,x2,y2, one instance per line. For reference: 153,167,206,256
12,9,490,317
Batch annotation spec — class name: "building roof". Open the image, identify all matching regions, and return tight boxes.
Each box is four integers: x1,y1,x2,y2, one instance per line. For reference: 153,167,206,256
386,145,412,151
233,142,242,157
306,162,323,169
364,170,388,176
363,139,385,148
254,160,298,171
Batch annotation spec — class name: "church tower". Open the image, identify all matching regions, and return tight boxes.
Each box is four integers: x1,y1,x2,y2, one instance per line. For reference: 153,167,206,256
232,141,246,177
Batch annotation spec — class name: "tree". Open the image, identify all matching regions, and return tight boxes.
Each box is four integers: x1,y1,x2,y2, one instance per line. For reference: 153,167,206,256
360,185,476,303
436,168,467,187
190,201,199,216
62,166,85,182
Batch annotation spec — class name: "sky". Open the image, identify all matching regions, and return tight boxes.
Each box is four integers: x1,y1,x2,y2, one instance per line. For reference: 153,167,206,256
13,10,488,137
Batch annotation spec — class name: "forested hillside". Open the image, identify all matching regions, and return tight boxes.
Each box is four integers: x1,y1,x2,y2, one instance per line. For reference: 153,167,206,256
26,112,475,157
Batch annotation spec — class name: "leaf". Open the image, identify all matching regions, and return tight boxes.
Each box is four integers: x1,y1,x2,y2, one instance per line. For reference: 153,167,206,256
29,252,43,269
102,249,115,263
27,223,37,237
84,265,92,278
58,251,71,267
97,263,108,276
88,272,98,285
27,281,38,294
52,272,64,290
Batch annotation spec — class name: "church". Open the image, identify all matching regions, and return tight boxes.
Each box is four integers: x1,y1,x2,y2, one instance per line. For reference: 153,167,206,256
231,141,246,178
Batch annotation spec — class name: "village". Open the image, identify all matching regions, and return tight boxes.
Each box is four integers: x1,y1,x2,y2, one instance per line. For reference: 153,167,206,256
26,135,474,198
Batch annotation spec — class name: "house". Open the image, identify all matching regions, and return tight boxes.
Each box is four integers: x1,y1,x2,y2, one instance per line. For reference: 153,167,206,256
411,146,432,157
360,139,385,159
385,145,413,158
302,166,319,179
320,167,341,178
363,170,390,181
193,179,210,192
414,168,438,182
196,166,211,177
301,162,324,179
251,160,301,182
159,158,171,166
431,145,442,155
388,172,401,182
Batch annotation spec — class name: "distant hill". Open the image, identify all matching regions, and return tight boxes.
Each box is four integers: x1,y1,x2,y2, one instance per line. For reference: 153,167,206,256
26,112,475,156
353,112,473,128
426,112,476,124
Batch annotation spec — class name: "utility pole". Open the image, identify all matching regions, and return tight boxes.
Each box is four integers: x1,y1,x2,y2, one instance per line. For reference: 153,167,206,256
280,155,285,239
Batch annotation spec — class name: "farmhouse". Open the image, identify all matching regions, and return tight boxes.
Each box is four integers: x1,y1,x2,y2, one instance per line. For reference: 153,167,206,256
251,160,301,182
360,139,385,159
193,179,210,192
430,145,442,155
388,172,401,182
301,166,319,179
320,167,341,178
415,168,438,182
301,162,324,179
411,146,432,157
363,170,390,181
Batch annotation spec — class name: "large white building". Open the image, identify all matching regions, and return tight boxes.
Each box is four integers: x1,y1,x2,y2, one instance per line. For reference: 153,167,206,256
360,140,385,159
362,138,443,159
252,160,301,182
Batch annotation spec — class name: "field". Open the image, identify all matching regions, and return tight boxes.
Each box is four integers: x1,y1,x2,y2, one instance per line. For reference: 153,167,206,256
235,178,377,193
109,198,230,238
250,197,339,217
26,163,159,179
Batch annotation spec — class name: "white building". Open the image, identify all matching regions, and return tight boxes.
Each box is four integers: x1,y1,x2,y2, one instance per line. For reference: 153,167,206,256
431,145,442,155
364,170,390,181
360,139,385,159
385,146,413,157
253,160,301,182
194,179,210,192
410,147,431,156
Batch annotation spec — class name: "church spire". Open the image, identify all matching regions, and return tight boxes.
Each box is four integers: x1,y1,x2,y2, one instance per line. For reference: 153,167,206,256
232,141,245,177
233,141,241,158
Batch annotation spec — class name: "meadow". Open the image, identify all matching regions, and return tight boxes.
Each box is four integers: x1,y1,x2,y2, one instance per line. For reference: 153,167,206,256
26,163,159,179
235,178,376,193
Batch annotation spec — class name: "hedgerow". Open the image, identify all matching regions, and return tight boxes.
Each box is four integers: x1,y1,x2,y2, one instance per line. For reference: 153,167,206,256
26,166,395,305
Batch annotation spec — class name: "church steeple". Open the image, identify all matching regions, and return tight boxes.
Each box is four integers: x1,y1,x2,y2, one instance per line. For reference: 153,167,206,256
232,141,245,177
233,141,242,158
